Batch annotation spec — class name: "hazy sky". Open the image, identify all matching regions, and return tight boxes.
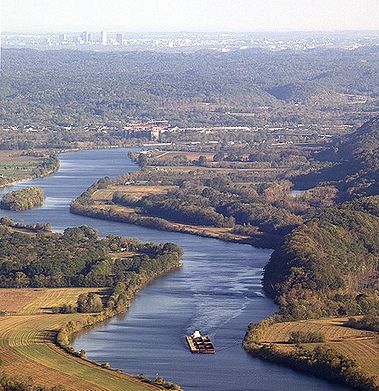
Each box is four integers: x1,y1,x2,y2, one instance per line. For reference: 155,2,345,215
2,0,379,33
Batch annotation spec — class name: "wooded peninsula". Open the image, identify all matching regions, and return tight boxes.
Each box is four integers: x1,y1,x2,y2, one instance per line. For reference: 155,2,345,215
0,221,183,390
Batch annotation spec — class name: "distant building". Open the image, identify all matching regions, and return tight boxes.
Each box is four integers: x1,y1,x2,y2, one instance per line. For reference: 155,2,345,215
124,120,171,141
100,30,107,45
81,31,92,44
59,33,67,44
116,33,124,45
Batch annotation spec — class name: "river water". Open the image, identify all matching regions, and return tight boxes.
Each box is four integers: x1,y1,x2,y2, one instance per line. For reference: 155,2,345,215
0,149,349,391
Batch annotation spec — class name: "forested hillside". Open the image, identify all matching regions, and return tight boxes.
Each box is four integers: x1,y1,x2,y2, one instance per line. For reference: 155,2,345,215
294,116,379,199
264,195,379,319
1,47,378,129
263,116,379,319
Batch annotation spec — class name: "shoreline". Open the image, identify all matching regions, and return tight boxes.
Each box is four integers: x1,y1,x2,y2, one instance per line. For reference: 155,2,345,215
243,318,379,391
69,204,280,250
55,265,183,390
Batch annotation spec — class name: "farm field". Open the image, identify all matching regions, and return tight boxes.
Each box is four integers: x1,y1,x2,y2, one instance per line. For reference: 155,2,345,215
0,150,42,181
260,318,379,384
0,288,158,391
92,185,178,203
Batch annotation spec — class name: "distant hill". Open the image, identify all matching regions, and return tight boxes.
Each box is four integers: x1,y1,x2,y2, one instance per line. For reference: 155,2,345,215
0,47,378,129
267,81,339,104
294,116,379,199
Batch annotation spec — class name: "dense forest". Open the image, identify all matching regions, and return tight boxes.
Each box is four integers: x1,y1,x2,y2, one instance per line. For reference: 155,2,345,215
264,196,379,319
1,47,378,131
294,116,379,199
0,223,182,288
262,117,379,319
0,186,45,211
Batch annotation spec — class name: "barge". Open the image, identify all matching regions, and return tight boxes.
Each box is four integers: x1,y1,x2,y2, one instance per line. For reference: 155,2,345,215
186,330,215,354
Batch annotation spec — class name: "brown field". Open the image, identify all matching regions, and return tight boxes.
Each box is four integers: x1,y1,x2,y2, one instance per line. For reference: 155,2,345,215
0,149,48,163
152,151,215,161
0,288,158,391
261,318,379,384
158,165,280,173
92,185,177,202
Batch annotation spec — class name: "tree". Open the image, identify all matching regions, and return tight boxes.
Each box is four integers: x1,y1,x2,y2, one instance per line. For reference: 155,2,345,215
213,152,225,162
138,154,148,168
77,292,103,313
198,155,207,166
15,272,29,288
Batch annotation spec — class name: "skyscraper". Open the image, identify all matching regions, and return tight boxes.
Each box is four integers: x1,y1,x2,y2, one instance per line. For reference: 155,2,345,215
59,33,67,44
100,30,107,45
116,33,124,45
81,31,91,44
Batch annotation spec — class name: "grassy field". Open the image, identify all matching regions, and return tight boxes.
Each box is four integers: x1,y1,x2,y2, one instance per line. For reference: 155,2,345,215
259,318,379,384
92,185,177,203
0,150,45,182
0,288,158,391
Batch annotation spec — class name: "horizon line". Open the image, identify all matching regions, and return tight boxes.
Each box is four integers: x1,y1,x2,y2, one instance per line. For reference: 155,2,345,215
3,29,379,35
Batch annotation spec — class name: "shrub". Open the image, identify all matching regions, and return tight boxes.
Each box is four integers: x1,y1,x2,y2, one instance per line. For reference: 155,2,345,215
288,330,325,344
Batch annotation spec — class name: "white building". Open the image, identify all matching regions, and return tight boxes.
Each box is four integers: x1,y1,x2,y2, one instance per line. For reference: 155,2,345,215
100,30,107,45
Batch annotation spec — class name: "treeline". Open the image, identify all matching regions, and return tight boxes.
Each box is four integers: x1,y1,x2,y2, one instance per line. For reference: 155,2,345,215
0,186,45,211
346,315,379,332
0,223,182,289
263,196,379,319
0,216,52,232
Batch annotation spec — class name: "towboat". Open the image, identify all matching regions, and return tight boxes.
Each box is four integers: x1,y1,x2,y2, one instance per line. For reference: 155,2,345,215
186,330,215,354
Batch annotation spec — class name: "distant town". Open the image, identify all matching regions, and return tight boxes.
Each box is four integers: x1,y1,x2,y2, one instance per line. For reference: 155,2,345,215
2,30,379,52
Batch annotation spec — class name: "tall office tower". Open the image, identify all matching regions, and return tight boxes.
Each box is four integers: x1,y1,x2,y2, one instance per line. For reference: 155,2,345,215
81,31,90,43
87,32,93,43
101,30,107,45
59,33,67,44
116,33,124,45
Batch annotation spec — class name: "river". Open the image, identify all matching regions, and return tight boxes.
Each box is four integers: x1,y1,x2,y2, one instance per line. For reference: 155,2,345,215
0,149,349,391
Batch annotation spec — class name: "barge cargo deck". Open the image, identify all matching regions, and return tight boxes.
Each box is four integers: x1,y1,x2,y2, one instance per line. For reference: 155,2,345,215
186,330,215,354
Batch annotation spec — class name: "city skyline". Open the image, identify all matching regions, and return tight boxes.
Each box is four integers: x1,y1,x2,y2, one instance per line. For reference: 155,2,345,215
2,0,379,33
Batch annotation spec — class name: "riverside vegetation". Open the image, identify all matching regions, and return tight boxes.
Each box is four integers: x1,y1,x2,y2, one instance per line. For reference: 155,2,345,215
244,117,379,390
0,186,45,211
0,222,183,390
70,116,379,389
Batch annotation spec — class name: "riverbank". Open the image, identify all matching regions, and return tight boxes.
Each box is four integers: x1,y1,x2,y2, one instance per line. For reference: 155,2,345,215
0,151,60,189
70,202,279,249
243,317,379,391
0,221,183,391
0,287,161,391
